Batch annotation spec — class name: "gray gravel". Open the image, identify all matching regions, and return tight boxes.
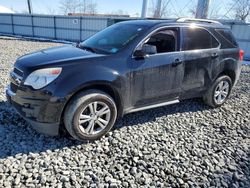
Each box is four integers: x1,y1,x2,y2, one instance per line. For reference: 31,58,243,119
0,37,250,188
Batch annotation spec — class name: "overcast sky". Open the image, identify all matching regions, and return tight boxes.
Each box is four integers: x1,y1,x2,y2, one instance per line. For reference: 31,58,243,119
0,0,234,19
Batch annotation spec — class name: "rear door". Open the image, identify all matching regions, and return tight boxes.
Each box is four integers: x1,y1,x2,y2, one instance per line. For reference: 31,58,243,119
180,27,220,93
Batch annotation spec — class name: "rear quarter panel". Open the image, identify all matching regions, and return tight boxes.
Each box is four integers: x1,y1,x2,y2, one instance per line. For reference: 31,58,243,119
211,48,241,85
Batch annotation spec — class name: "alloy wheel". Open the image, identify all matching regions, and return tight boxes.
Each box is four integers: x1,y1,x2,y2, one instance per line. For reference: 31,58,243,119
214,80,230,104
78,101,111,135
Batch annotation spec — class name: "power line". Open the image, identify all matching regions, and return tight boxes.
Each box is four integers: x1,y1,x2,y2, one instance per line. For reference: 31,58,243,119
222,0,238,18
170,0,180,17
179,0,195,16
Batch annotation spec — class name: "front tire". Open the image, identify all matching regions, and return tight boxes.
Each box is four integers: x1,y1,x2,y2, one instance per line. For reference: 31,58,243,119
203,75,232,108
64,90,117,141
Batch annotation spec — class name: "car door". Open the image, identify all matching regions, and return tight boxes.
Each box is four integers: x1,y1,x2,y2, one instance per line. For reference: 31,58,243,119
130,27,185,107
180,26,220,93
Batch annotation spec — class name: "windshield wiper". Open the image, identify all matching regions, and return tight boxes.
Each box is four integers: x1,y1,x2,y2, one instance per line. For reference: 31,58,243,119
79,44,112,55
79,45,97,53
81,45,111,54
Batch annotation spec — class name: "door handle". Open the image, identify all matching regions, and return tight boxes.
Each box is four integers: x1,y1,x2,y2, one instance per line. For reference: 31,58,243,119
211,53,219,59
172,59,183,67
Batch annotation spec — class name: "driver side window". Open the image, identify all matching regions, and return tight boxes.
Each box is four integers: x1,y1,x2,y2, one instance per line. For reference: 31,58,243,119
145,28,178,54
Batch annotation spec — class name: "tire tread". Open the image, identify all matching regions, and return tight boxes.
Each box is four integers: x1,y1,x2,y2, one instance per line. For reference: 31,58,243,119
64,90,117,141
203,75,232,108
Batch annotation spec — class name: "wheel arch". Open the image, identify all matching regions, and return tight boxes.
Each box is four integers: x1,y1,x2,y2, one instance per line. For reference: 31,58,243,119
60,82,124,126
217,69,236,85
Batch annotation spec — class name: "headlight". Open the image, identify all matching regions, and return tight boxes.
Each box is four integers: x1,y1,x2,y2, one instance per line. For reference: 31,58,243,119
24,67,62,89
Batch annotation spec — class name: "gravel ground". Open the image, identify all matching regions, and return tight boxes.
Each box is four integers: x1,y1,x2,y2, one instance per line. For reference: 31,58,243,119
0,37,249,188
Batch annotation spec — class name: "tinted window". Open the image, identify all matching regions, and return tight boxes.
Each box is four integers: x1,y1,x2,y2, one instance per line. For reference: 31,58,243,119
182,27,219,51
145,29,178,53
81,23,148,54
215,29,238,48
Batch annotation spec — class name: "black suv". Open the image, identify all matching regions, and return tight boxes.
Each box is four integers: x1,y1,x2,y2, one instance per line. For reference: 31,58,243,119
6,18,243,141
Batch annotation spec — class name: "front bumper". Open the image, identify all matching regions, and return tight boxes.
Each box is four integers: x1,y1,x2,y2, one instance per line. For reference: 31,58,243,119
6,86,63,136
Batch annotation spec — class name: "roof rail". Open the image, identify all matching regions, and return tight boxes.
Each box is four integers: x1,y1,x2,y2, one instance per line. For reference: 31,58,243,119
176,18,222,25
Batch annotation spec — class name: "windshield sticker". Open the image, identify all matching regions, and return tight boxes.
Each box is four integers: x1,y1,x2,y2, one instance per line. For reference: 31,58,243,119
110,48,118,53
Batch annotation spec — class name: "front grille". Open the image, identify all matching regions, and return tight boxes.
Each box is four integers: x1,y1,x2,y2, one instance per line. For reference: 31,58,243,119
13,67,24,77
9,67,24,93
10,82,18,93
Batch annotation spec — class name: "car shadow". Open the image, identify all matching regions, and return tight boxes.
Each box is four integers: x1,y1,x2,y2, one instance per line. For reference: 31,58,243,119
0,98,210,159
115,98,211,129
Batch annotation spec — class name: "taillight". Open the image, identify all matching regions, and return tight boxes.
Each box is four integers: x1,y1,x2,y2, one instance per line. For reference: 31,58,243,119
239,49,244,61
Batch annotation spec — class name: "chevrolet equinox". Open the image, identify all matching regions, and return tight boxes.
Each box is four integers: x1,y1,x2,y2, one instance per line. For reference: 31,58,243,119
6,18,243,141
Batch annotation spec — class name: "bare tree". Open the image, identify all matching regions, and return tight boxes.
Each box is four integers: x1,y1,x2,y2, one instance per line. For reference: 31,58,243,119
232,0,250,21
60,0,97,15
60,0,78,15
86,1,97,14
149,0,171,18
78,0,97,15
110,9,129,16
189,6,196,17
149,0,196,18
208,6,222,19
46,6,57,15
189,0,222,19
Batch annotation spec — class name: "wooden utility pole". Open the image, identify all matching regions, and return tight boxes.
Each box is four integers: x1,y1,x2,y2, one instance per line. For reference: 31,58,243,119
27,0,33,14
195,0,210,19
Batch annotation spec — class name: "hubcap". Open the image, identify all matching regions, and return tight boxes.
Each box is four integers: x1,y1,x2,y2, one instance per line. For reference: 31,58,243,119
78,101,111,135
214,80,230,104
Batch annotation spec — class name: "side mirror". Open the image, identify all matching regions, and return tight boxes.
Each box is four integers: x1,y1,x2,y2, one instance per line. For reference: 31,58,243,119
75,41,81,48
142,44,157,55
133,50,147,59
133,44,157,59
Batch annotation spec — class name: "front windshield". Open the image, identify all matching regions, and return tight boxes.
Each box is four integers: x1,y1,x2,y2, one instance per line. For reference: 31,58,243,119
80,23,148,54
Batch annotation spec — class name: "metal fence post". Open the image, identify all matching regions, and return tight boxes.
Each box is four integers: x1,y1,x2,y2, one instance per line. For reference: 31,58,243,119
80,16,82,42
53,16,57,40
31,15,34,37
11,14,14,35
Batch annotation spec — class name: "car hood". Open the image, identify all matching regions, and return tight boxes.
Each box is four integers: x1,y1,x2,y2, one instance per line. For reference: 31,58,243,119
15,45,105,69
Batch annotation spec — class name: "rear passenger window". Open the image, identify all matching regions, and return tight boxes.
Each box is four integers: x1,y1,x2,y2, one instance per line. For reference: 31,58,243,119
215,29,238,48
182,27,219,51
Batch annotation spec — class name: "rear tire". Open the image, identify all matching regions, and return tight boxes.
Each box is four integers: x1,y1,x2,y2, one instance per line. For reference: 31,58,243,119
64,90,117,141
203,75,232,108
